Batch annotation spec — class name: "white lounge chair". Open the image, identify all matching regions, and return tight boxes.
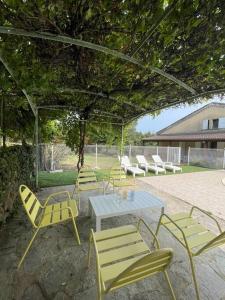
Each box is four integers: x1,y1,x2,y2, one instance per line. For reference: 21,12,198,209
136,155,166,175
120,156,145,178
152,155,182,173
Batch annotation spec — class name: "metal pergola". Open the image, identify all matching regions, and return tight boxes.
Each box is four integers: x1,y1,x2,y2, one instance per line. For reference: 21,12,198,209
0,3,225,187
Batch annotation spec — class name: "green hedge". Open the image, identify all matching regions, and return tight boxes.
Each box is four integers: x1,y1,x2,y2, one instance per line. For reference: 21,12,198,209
0,145,35,223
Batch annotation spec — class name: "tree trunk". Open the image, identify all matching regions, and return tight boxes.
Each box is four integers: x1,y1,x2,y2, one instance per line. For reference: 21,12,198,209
77,120,86,172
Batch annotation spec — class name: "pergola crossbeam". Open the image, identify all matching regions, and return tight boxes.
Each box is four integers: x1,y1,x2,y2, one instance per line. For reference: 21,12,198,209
0,26,196,94
38,105,123,120
0,51,37,116
33,87,146,113
126,88,225,124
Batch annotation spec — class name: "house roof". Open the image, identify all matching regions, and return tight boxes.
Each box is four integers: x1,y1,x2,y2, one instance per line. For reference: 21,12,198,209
143,131,225,142
157,102,225,135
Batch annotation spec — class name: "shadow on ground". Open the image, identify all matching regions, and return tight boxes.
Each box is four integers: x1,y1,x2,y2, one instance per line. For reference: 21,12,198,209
1,181,225,300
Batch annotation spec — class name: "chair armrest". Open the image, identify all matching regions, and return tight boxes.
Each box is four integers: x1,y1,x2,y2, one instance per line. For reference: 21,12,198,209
137,218,160,249
139,163,147,167
195,231,225,256
44,190,71,207
159,214,192,251
190,206,222,233
165,162,173,165
154,162,163,167
148,162,157,167
132,163,138,168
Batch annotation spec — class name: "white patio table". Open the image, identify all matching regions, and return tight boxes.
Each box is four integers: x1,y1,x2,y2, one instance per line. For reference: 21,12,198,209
88,190,164,231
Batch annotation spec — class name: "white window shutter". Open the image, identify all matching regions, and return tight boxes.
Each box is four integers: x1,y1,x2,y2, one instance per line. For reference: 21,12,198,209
219,118,225,129
202,119,208,130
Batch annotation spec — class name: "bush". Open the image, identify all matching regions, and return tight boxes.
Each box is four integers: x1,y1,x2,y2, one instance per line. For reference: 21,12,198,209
0,144,35,223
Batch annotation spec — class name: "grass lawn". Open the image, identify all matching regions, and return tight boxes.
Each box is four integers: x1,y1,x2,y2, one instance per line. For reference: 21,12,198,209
60,154,118,169
38,165,212,188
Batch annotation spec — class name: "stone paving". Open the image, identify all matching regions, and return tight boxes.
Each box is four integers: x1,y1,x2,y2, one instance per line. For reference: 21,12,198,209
140,170,225,220
1,177,225,299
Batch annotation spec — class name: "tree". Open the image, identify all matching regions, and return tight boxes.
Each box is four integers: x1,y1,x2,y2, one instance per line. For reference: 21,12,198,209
63,112,122,170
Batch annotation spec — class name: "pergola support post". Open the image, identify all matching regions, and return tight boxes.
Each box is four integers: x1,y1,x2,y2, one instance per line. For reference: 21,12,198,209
1,98,6,148
35,108,39,188
120,124,124,158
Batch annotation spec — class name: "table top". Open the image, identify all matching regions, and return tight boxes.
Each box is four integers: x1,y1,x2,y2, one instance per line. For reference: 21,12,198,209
89,191,164,217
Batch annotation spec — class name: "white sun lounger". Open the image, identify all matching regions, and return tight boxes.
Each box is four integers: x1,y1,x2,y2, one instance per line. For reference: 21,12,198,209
120,156,145,178
152,155,182,173
136,155,166,175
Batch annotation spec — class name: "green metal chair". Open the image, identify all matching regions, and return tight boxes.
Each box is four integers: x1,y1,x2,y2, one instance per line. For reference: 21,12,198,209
74,167,104,209
155,206,225,299
88,219,176,300
18,185,80,269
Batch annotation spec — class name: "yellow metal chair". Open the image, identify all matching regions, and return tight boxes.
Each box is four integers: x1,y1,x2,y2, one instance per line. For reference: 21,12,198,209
108,166,135,191
74,167,104,208
18,184,80,269
88,219,176,300
155,206,225,300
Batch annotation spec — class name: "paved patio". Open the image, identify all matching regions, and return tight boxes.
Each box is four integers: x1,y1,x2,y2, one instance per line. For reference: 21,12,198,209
1,177,225,299
139,169,225,220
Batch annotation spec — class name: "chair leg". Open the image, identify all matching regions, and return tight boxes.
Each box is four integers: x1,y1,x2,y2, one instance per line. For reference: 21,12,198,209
188,254,200,300
87,234,92,267
18,227,40,269
153,218,162,247
71,186,76,199
163,270,176,300
78,192,81,210
71,218,81,245
97,267,103,300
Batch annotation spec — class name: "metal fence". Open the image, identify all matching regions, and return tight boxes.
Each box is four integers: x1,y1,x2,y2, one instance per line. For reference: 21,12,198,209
38,144,181,171
188,147,225,169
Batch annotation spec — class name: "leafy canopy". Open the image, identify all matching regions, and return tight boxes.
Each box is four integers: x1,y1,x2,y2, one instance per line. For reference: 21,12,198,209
0,0,225,139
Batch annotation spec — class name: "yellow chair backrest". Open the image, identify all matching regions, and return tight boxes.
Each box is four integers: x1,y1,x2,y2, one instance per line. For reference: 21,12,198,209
110,167,126,181
197,231,225,255
19,185,42,228
108,249,173,292
77,168,97,185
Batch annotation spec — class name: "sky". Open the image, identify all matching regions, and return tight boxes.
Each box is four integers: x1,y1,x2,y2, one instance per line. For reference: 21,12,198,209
136,96,225,133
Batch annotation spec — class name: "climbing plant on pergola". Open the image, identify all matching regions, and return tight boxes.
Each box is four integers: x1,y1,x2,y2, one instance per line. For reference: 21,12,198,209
0,0,225,184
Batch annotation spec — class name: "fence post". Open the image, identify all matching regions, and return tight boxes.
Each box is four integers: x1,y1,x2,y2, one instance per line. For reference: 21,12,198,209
178,147,181,165
187,147,190,165
129,144,132,160
50,143,54,171
167,146,169,162
156,146,158,155
95,143,98,169
223,148,225,169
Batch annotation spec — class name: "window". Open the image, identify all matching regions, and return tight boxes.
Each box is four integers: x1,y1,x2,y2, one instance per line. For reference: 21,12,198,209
212,119,219,129
210,141,217,149
202,120,209,130
218,117,225,129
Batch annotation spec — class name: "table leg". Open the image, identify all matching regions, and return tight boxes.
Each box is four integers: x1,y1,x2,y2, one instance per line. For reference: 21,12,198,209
88,201,93,218
96,217,101,231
